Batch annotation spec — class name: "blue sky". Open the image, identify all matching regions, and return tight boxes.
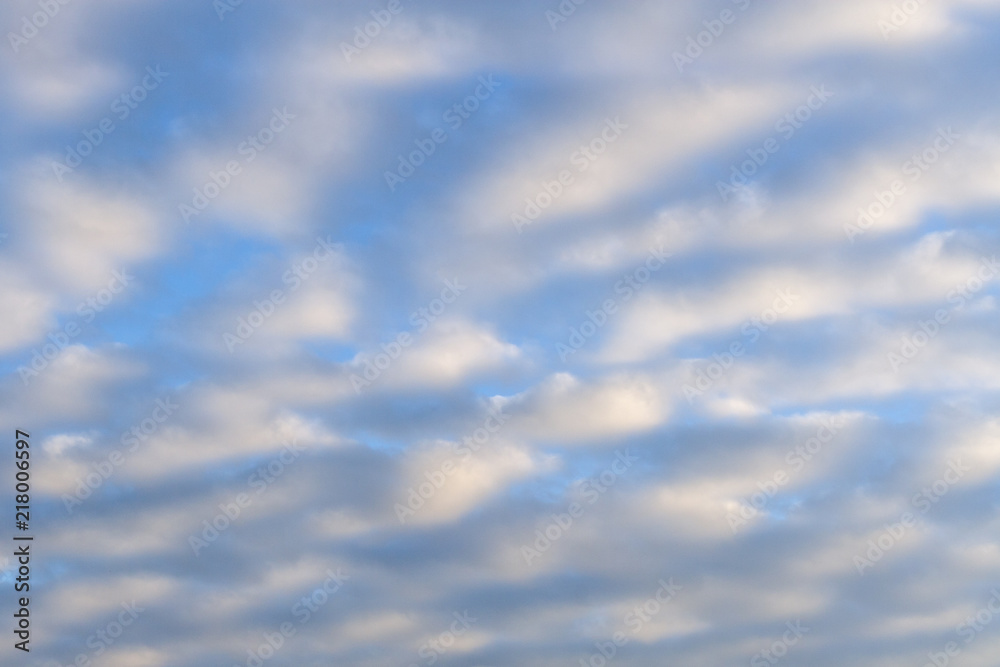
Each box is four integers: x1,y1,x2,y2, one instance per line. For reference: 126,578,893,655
3,0,1000,665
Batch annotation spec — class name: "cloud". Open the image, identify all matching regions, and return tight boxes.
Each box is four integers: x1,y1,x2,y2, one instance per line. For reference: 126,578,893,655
3,1,1000,665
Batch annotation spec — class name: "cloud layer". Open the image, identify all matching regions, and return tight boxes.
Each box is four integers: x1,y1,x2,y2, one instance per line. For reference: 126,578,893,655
2,1,1000,665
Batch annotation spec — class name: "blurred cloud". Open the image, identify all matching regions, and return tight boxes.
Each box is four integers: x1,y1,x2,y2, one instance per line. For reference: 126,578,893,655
1,1,999,665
